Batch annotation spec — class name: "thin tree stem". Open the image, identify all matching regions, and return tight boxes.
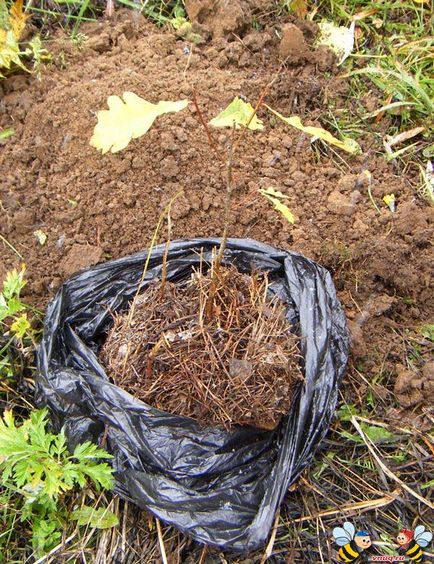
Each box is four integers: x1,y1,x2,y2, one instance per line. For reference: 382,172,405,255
216,122,236,269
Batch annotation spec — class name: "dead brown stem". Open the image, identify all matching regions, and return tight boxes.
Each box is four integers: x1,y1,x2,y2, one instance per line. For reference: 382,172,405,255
191,90,223,162
216,122,236,268
160,202,173,297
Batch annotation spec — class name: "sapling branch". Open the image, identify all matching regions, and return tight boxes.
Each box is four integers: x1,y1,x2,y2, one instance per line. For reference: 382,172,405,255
191,90,223,162
198,62,287,322
233,57,288,153
216,122,236,269
204,123,235,321
216,59,287,267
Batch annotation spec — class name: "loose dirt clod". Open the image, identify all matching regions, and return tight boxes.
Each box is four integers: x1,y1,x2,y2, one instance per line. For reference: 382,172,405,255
279,23,309,63
101,265,302,429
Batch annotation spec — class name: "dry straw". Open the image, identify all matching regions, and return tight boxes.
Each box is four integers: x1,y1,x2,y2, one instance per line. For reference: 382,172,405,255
102,264,302,430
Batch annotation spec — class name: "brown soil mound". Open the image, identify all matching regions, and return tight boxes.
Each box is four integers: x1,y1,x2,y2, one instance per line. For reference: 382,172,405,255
101,265,302,429
1,10,433,417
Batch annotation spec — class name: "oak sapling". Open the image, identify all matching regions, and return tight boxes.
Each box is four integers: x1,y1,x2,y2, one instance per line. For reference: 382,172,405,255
204,94,266,292
204,61,294,266
91,82,304,429
99,90,303,430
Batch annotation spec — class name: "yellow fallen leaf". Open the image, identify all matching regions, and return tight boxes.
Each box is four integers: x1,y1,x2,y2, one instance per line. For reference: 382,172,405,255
266,105,361,154
9,0,27,40
287,0,308,18
0,0,27,41
90,92,189,154
33,229,47,245
270,198,296,224
259,187,296,224
209,97,264,130
0,30,24,74
383,193,396,212
0,0,28,75
261,186,288,200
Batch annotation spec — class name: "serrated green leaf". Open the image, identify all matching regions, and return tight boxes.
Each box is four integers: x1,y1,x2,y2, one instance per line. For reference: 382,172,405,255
44,467,71,497
363,425,394,443
209,97,264,130
31,516,62,554
342,423,394,444
5,296,25,317
337,404,359,422
0,406,114,525
340,430,361,442
78,462,114,490
10,313,30,339
73,440,113,460
71,505,119,529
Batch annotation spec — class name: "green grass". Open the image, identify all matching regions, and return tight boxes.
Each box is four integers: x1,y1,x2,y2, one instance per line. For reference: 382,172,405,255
26,0,99,33
117,0,184,24
313,0,433,169
26,0,186,32
317,0,432,34
350,45,434,124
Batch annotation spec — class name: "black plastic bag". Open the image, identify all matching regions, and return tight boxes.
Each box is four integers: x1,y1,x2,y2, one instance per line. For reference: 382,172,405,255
36,238,349,553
